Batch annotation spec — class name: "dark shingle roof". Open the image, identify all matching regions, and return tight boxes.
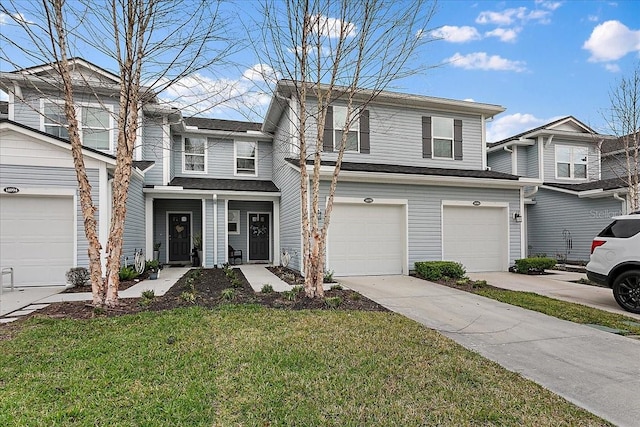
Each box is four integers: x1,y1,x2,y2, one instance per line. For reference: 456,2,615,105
544,177,629,192
488,116,594,147
183,117,262,132
133,161,155,171
286,159,520,180
167,177,279,192
600,132,639,154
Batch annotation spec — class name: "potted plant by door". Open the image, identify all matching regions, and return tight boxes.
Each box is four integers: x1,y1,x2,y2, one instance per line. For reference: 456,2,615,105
153,242,161,261
193,233,203,267
146,259,160,280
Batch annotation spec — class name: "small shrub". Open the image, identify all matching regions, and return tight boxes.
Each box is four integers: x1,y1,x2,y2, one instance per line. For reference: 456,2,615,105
323,270,335,283
180,291,196,303
145,259,160,272
189,269,202,279
348,292,361,301
472,280,488,289
291,285,304,294
414,261,466,281
231,278,243,288
119,266,139,281
221,288,235,301
514,257,557,274
139,289,155,307
225,268,236,279
282,290,297,301
330,284,343,291
65,267,90,287
325,296,342,309
455,278,469,286
261,284,274,294
93,306,105,316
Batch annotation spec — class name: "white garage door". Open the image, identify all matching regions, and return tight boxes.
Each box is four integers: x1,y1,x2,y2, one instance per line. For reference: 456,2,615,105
1,195,74,286
443,205,508,272
328,203,405,276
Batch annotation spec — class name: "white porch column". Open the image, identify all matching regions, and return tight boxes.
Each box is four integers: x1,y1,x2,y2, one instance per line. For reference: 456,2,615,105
201,198,206,267
273,198,280,265
145,196,154,260
213,194,218,267
224,199,229,264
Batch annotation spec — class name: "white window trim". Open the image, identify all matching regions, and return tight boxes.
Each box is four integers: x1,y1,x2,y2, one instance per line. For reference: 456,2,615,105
432,116,454,160
555,144,588,180
228,209,240,235
333,105,360,153
40,99,114,152
234,140,258,177
182,136,208,174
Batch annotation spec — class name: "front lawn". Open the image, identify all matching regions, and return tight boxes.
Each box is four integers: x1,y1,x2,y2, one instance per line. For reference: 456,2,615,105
0,306,609,426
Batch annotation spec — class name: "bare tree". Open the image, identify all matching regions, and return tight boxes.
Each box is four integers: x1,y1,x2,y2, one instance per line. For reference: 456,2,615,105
1,0,233,307
601,64,640,212
259,0,437,297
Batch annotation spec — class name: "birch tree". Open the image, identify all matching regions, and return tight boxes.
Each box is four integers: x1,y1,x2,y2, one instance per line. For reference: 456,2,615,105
602,64,640,212
1,0,233,307
259,0,437,297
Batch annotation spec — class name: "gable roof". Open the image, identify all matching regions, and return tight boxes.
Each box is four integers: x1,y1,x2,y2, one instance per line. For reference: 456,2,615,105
183,117,262,132
17,58,121,83
488,116,598,147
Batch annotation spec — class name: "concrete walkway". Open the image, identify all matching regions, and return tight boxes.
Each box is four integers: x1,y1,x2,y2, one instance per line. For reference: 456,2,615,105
0,267,190,323
337,275,640,427
239,264,292,292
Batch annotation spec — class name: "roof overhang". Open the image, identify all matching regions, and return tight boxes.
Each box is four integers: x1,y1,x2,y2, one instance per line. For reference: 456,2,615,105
540,184,629,198
143,186,280,200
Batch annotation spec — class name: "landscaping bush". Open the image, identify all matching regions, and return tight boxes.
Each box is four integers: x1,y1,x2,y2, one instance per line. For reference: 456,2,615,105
414,261,466,281
119,266,139,281
145,259,160,272
65,267,90,287
514,257,557,274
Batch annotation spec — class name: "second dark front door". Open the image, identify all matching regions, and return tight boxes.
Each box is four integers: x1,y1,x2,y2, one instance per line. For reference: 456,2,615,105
248,213,270,261
169,213,191,262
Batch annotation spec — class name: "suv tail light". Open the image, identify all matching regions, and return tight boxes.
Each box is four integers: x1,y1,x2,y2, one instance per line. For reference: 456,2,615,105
591,240,606,254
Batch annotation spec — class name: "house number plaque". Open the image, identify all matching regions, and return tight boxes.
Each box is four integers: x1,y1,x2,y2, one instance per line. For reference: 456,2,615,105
3,186,19,194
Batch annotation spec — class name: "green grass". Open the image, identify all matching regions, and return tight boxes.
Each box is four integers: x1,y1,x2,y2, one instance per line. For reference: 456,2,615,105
475,287,640,335
0,306,609,426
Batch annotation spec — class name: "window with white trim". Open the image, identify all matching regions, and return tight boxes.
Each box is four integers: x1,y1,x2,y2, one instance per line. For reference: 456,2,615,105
556,145,588,179
432,117,453,159
42,100,112,151
183,137,207,173
235,141,257,175
333,105,359,152
228,210,240,234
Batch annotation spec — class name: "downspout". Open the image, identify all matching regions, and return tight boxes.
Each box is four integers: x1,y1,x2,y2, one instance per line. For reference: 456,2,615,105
613,193,627,214
525,186,539,199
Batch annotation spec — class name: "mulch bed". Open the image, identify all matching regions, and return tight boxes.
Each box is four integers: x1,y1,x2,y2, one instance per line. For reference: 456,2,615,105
19,266,386,322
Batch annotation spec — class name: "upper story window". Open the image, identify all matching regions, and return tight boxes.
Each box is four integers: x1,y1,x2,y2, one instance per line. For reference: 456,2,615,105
556,145,588,179
235,141,257,176
42,100,112,151
333,105,359,152
183,137,207,173
432,117,454,159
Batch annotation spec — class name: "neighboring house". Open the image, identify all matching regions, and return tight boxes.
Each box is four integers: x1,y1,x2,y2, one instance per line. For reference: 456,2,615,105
487,116,629,262
0,59,537,286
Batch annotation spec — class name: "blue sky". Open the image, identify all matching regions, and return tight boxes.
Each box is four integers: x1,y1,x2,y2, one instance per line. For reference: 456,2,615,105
1,0,639,142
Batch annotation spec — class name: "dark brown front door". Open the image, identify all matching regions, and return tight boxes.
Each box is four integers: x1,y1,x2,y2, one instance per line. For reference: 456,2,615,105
248,213,270,261
169,213,191,262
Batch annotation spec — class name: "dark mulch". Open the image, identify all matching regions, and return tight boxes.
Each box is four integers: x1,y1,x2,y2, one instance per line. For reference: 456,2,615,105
25,267,386,322
62,277,141,293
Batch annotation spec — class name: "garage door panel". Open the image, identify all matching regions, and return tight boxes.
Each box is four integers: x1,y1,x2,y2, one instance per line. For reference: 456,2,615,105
328,203,404,276
1,196,74,286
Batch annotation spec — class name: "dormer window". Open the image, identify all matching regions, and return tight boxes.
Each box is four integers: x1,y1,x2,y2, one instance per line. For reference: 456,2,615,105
41,100,112,151
556,145,588,179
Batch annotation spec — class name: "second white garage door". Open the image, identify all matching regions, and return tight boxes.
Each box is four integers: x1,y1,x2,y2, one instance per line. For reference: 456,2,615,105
443,205,508,272
1,195,74,286
328,202,405,276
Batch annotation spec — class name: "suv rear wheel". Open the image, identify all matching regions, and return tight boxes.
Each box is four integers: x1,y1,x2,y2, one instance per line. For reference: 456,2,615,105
612,270,640,314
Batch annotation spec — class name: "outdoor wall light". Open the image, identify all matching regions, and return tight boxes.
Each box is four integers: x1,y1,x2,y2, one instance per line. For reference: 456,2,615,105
513,212,522,222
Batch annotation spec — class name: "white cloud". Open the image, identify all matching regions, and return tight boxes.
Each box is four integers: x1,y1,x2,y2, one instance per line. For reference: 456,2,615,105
485,27,520,42
0,12,33,25
487,113,550,142
605,63,621,72
587,15,599,22
583,20,640,62
311,14,357,39
0,90,8,101
476,7,551,26
447,52,527,72
430,25,481,43
535,1,562,11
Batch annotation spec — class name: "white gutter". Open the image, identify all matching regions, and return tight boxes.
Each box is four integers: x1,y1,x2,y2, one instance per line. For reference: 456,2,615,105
613,193,627,214
524,186,539,198
143,187,281,199
487,138,535,153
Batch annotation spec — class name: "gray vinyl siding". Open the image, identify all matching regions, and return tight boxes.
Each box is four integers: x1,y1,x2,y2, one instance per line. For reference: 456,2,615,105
526,188,624,262
121,174,145,264
516,146,528,177
271,107,303,272
600,154,639,180
216,199,226,265
305,100,486,170
487,149,512,174
318,180,522,271
0,164,99,267
171,136,273,181
152,199,203,264
141,115,164,186
525,144,539,179
227,201,274,263
543,138,600,183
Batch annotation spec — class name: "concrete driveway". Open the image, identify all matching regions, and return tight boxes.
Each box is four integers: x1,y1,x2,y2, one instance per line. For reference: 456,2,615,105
338,275,640,427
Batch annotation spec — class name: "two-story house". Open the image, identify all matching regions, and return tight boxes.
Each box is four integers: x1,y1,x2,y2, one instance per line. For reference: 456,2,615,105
487,116,629,262
1,59,536,286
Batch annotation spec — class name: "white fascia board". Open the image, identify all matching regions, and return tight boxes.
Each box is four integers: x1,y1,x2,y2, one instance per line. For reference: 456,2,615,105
486,139,536,153
525,129,616,141
180,128,272,140
539,184,580,195
143,186,281,199
578,187,629,198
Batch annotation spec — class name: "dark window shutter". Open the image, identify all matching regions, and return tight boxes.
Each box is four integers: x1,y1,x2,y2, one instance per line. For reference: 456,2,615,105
454,119,463,160
323,106,333,152
422,116,432,158
359,109,370,154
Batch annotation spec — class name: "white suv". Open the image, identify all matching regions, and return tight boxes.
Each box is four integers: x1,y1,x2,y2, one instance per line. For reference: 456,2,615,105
586,213,640,314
